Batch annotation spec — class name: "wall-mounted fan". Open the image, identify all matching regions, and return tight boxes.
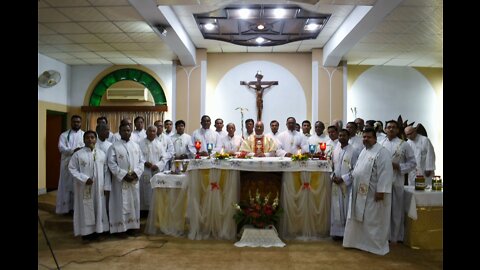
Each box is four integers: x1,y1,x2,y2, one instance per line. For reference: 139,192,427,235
38,70,61,88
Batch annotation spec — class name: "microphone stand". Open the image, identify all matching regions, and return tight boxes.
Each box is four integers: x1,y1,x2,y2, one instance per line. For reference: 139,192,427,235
38,214,60,269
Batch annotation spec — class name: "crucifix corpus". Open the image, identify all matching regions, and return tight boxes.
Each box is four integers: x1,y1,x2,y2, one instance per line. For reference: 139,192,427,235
240,71,278,121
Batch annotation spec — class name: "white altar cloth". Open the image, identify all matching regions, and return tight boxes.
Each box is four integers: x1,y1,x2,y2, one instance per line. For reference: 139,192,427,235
234,227,286,248
404,186,443,220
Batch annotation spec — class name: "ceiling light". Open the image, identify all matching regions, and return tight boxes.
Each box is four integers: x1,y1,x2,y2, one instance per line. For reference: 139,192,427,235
255,37,265,44
257,24,265,30
273,8,286,18
304,23,320,31
204,23,215,30
239,8,250,19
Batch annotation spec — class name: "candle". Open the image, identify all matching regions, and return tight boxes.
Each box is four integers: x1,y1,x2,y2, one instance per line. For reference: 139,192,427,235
297,149,301,155
319,142,326,151
220,147,224,154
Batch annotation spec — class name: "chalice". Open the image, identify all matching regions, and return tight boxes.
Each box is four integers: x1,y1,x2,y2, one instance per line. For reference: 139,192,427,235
309,144,316,160
194,140,201,159
207,143,214,158
319,142,327,160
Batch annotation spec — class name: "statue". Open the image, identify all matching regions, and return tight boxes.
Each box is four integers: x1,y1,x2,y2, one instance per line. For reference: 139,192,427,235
240,71,278,121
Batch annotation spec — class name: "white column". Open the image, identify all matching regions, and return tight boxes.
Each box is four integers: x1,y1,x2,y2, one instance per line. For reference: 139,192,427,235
312,61,319,121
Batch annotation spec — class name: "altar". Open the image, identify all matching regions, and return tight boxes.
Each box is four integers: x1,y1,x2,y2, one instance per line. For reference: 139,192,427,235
403,186,443,249
185,157,332,241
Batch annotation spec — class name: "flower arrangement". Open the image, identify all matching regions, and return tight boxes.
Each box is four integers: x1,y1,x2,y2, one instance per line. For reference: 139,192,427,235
235,151,252,159
214,152,230,160
291,153,308,161
233,189,282,229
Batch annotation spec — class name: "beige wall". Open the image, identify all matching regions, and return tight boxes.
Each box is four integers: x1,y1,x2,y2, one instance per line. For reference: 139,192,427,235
175,49,207,134
312,49,344,124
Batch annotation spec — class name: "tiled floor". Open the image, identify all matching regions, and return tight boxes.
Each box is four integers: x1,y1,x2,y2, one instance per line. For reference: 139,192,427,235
38,192,443,270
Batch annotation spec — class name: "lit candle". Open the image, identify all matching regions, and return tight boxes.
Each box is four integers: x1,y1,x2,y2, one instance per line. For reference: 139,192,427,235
297,149,301,155
220,147,224,154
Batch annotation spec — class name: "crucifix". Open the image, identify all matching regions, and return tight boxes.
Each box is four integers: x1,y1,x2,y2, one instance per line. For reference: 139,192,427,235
240,71,278,121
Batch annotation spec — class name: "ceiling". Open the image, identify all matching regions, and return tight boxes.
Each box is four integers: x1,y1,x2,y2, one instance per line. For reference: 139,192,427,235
38,0,443,68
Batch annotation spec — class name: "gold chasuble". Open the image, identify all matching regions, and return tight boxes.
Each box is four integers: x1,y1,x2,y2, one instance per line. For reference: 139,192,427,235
239,134,277,156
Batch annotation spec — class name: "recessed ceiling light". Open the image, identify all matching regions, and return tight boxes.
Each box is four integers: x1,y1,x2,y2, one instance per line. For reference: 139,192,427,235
256,37,265,44
239,8,250,19
204,23,215,30
257,24,265,30
304,23,320,31
273,8,286,18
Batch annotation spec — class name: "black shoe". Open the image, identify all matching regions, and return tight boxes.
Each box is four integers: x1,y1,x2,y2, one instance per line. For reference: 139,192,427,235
126,229,141,237
115,232,129,239
331,236,343,241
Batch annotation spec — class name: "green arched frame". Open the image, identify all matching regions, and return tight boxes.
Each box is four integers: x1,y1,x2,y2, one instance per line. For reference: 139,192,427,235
88,68,167,106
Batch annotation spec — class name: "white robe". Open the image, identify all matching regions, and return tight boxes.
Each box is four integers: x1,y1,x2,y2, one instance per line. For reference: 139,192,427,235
171,133,194,159
95,140,112,191
68,147,109,236
348,136,364,153
138,138,167,210
308,134,328,154
407,134,436,186
56,129,85,214
343,143,393,255
107,139,145,233
130,129,147,143
276,130,308,156
215,134,243,153
325,138,338,159
330,144,359,237
379,137,416,242
156,133,174,170
191,128,221,154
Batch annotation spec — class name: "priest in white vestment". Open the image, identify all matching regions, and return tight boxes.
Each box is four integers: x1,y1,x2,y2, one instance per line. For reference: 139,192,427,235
308,121,328,154
325,125,339,159
68,131,109,238
379,120,416,243
276,117,308,157
404,126,436,186
95,124,113,209
214,118,228,139
130,116,147,143
154,120,175,169
330,129,359,239
56,115,85,214
215,123,243,154
343,127,393,255
346,122,364,152
138,125,168,210
107,123,145,235
110,118,132,143
239,121,277,157
191,115,221,156
171,120,194,159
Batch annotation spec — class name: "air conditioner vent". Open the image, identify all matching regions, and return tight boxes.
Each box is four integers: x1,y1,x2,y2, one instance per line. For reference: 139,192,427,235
106,88,148,101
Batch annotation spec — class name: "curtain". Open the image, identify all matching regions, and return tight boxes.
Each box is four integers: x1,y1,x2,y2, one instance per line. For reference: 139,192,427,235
85,111,165,133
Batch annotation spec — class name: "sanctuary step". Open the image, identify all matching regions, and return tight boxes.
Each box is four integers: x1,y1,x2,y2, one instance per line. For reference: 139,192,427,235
38,191,147,232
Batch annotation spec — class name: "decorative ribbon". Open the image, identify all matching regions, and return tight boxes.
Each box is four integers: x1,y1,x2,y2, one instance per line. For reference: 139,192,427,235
302,182,311,190
210,182,220,191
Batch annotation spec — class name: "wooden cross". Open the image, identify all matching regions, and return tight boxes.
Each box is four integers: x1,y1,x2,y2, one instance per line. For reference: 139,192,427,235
240,71,278,121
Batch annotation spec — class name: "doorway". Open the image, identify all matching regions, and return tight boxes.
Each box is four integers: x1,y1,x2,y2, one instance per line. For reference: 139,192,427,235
46,111,66,191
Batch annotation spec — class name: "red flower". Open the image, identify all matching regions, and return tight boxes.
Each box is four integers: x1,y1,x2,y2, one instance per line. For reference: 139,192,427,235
264,205,273,215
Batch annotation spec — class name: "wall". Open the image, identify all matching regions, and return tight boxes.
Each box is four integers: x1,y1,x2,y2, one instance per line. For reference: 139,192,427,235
38,54,174,193
206,53,312,134
38,54,71,194
38,53,70,105
347,65,443,176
